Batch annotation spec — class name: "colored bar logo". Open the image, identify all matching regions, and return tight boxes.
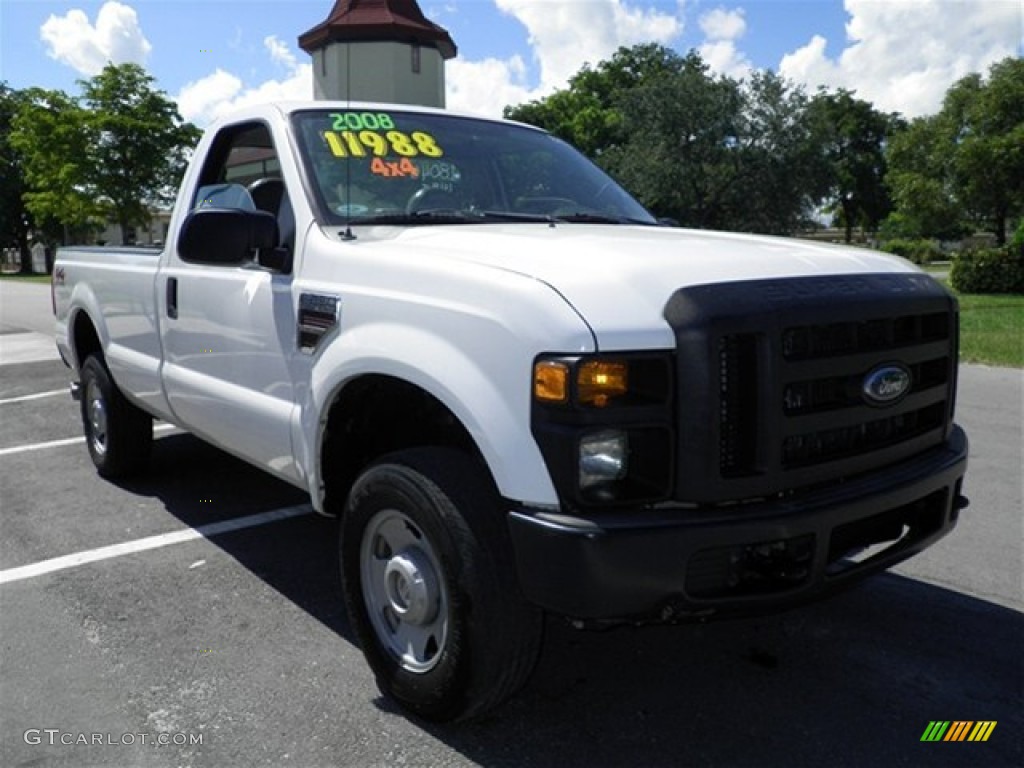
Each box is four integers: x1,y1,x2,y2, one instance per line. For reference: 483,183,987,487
921,721,997,742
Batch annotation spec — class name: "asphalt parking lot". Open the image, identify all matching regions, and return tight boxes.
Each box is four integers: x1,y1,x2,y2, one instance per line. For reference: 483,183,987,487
1,280,1021,767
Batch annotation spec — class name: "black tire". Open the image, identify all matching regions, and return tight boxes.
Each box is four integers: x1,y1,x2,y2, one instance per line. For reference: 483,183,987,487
340,448,542,722
79,355,153,478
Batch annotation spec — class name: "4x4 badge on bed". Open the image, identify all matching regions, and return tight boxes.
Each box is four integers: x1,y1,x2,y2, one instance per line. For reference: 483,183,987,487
862,364,912,406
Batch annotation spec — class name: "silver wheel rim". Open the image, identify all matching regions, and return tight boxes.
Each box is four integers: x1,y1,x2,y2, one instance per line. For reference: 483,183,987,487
85,379,108,457
360,509,449,674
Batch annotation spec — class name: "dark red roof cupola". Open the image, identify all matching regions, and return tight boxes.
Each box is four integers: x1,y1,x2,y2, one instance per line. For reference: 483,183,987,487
298,0,457,59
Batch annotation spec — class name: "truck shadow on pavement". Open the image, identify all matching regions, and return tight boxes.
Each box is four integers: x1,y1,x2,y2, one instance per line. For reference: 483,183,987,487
439,580,1022,768
122,432,1021,768
115,431,353,644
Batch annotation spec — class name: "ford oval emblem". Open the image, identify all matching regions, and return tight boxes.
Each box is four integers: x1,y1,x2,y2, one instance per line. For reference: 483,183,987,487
863,364,912,406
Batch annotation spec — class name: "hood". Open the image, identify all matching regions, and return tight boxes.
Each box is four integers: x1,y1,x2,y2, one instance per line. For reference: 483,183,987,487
353,223,921,350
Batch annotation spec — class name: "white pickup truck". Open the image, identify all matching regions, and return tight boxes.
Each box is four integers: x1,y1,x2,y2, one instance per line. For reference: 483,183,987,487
55,101,969,721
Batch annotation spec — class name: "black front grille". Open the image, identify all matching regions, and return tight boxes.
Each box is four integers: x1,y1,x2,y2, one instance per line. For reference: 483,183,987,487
781,401,947,468
719,334,759,476
781,312,950,361
665,274,959,504
781,356,950,416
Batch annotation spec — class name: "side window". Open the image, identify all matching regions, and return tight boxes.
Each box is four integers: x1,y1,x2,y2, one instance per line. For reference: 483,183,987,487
193,122,296,257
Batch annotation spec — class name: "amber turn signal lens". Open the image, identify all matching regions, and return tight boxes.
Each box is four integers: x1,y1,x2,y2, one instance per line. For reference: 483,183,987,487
578,361,628,407
534,361,569,403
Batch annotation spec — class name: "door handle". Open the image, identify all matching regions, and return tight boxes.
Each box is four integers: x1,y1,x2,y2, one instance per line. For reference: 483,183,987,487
166,277,178,319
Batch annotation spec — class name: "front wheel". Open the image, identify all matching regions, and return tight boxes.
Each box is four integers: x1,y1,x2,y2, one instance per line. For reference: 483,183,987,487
340,448,542,721
80,355,152,478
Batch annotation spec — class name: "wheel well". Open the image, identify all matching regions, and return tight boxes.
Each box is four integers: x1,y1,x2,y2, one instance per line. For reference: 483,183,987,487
321,375,482,517
72,311,102,370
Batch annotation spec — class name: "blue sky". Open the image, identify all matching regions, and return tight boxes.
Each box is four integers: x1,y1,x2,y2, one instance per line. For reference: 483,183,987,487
1,1,1020,126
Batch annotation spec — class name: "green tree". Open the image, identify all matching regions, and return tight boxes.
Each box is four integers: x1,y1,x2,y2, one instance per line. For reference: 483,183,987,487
506,46,826,234
9,87,102,247
807,89,897,243
608,62,824,232
885,57,1024,244
78,63,200,243
945,58,1024,244
603,51,744,229
884,117,966,241
734,70,825,234
0,84,34,270
505,43,683,158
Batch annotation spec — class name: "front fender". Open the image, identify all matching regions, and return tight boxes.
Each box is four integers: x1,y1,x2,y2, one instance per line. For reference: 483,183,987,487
304,320,559,509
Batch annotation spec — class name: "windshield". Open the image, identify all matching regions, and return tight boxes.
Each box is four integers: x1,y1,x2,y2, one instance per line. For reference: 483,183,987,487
291,109,656,226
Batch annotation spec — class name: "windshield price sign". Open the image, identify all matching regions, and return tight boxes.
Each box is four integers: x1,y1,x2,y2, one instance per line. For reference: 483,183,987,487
324,112,444,160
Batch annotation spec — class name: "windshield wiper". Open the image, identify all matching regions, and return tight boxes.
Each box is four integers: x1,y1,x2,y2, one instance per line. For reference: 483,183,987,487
340,209,651,229
473,210,556,224
550,212,653,225
342,210,482,226
475,210,646,225
345,209,562,227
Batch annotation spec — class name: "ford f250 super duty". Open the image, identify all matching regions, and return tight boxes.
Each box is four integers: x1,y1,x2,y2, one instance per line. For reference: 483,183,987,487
54,101,969,721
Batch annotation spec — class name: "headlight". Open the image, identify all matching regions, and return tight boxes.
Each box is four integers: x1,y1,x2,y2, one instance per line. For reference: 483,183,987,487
531,353,674,506
577,361,628,407
579,430,628,491
533,355,667,409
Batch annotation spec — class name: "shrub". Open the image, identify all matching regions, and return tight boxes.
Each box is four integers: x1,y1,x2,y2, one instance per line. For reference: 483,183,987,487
878,212,920,241
1011,220,1024,252
880,238,944,265
950,247,1024,294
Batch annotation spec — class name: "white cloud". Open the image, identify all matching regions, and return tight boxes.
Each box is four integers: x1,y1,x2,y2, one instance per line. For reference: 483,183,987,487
176,41,311,126
175,69,244,125
699,7,746,41
264,34,298,70
40,1,152,76
779,0,1021,117
447,56,533,116
697,7,751,78
448,0,684,116
494,0,684,93
699,39,752,78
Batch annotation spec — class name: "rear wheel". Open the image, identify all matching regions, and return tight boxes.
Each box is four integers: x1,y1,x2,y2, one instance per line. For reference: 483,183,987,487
80,355,152,478
340,448,542,721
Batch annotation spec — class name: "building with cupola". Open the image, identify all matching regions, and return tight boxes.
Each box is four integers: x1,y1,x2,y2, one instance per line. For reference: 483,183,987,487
298,0,457,108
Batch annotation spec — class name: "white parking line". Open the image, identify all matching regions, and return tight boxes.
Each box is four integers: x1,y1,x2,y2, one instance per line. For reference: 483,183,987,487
0,389,66,405
0,423,177,457
0,504,314,585
0,435,84,457
0,331,59,365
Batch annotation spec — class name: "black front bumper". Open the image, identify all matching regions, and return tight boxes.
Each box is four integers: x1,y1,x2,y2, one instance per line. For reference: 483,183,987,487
508,426,968,622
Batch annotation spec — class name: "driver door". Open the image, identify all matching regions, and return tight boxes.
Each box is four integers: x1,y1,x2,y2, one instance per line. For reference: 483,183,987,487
160,121,301,482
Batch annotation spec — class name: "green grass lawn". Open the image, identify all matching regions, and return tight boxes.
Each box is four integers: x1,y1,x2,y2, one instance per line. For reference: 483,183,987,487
0,271,52,284
956,292,1024,368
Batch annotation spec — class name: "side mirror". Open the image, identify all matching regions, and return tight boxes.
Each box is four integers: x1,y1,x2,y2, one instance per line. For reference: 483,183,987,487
178,208,277,265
